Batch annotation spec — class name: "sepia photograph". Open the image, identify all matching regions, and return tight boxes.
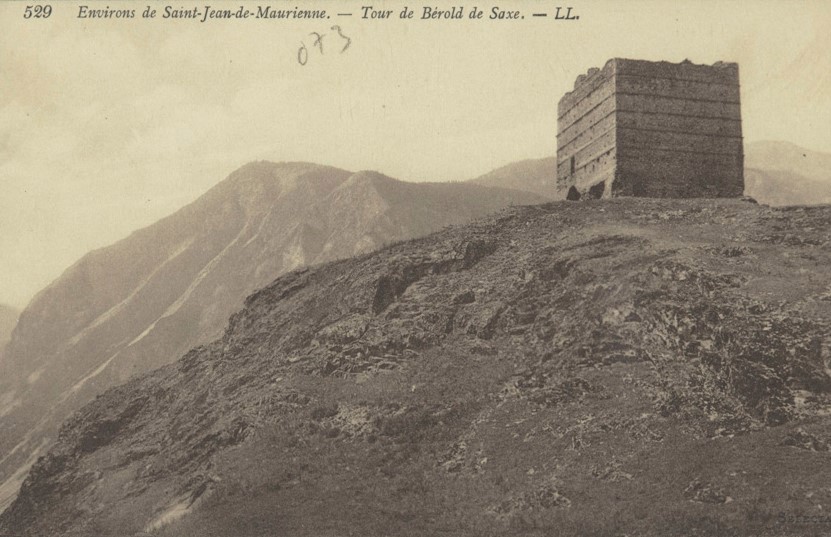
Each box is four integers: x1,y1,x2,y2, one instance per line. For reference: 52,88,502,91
1,0,830,535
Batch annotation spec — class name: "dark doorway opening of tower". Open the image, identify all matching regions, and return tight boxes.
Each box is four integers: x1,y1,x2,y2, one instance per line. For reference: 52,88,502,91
566,186,580,201
588,181,605,199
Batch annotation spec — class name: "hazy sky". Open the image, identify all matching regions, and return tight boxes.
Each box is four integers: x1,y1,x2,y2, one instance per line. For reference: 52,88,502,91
1,0,830,308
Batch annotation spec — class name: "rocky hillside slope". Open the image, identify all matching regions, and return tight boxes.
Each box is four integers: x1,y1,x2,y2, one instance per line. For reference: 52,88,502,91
3,198,830,537
0,305,18,353
0,162,543,513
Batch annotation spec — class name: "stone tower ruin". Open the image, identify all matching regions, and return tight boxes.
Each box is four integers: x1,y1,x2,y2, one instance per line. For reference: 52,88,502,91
557,58,744,199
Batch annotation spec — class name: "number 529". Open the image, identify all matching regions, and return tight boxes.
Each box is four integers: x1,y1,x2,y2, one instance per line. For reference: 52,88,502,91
24,5,52,18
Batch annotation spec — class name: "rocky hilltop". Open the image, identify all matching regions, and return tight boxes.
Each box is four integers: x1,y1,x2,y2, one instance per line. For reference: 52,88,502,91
3,198,830,536
0,162,543,513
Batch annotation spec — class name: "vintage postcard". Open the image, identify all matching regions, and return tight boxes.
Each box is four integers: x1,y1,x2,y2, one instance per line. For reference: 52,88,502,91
1,1,830,535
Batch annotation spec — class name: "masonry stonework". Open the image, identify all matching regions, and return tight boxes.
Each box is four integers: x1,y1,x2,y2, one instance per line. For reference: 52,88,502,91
557,58,744,199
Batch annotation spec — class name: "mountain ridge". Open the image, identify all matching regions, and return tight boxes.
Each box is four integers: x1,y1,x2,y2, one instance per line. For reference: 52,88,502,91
0,305,18,356
744,141,831,206
468,156,558,199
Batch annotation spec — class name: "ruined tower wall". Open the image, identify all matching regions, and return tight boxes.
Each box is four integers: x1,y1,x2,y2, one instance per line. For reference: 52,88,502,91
556,61,618,196
556,58,744,199
613,59,744,197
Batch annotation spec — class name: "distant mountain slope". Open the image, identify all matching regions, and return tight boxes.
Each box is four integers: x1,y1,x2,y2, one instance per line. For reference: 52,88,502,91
744,141,831,205
746,141,831,181
3,198,830,537
0,162,544,513
468,156,558,199
0,304,19,352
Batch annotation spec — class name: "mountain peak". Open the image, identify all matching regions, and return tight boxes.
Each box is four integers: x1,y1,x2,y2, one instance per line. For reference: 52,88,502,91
345,169,397,183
